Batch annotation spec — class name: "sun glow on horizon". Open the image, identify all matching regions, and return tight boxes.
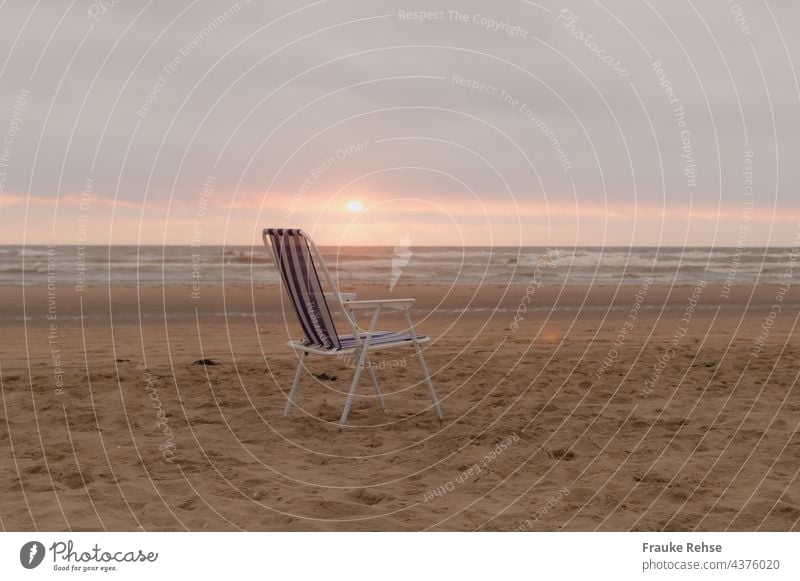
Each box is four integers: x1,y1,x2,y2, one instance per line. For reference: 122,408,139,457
346,200,364,213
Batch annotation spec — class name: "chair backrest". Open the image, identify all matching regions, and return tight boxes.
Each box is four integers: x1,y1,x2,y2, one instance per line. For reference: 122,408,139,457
263,228,341,350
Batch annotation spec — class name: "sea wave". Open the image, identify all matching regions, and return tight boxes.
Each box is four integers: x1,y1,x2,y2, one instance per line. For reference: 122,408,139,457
0,245,795,286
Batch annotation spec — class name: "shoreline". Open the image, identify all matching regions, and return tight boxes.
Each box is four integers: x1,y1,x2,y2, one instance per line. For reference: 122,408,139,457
0,282,793,319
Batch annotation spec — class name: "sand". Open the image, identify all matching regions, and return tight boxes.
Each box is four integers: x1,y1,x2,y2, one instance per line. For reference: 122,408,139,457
0,281,798,531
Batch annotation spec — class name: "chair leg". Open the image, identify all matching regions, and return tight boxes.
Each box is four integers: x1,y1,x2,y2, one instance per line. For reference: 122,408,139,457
284,352,308,416
414,344,443,421
340,309,380,427
340,346,370,426
405,312,443,421
365,357,386,412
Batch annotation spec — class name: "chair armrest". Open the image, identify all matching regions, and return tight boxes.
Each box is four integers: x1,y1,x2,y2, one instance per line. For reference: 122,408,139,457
325,292,356,302
346,298,415,310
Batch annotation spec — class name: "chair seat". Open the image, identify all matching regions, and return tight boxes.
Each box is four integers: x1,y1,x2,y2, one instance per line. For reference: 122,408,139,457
291,330,429,354
337,330,426,349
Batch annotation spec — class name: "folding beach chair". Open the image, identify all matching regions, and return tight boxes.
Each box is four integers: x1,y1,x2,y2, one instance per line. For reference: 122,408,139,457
262,228,443,427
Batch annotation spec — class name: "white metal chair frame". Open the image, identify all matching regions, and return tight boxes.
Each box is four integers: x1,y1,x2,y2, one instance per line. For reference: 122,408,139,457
263,228,443,427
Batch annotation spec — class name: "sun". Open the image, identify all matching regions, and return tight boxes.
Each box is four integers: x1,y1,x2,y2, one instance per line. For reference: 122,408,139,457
346,200,364,213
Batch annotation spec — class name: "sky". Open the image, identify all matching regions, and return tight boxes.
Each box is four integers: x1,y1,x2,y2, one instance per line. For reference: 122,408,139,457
0,0,798,247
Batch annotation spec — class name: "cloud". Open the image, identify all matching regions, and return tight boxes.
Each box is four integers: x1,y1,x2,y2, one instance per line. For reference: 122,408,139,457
0,0,797,244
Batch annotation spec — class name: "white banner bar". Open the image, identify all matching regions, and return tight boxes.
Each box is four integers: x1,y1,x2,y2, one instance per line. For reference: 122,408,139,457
2,532,798,580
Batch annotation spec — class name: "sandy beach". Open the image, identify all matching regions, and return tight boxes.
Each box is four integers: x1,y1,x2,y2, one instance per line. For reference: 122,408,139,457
1,281,798,531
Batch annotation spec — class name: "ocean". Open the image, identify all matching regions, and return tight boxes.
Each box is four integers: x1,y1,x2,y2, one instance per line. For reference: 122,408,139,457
0,245,794,288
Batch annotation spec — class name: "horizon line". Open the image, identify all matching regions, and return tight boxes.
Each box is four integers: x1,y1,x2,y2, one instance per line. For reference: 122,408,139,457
1,244,797,249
